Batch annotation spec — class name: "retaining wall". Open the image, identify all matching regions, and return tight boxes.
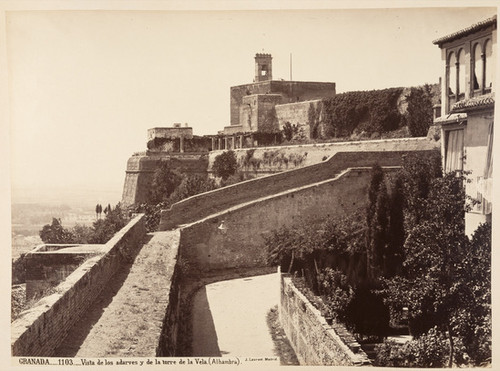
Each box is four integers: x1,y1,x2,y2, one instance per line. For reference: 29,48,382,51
207,137,439,175
11,214,146,356
160,143,438,230
177,167,398,272
280,275,371,366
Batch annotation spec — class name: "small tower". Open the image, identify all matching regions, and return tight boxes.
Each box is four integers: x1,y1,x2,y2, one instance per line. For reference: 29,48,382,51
254,53,272,82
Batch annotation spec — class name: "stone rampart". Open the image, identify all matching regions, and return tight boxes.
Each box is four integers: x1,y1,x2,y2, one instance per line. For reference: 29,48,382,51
280,275,371,366
24,244,106,300
208,137,439,175
11,214,146,356
160,141,439,230
177,167,398,272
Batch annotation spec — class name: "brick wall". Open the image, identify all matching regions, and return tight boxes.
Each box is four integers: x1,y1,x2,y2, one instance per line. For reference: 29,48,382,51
280,275,370,366
11,215,146,356
176,167,398,272
275,99,321,136
160,140,439,230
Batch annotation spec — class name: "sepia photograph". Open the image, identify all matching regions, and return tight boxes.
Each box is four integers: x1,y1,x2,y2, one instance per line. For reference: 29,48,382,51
3,1,497,369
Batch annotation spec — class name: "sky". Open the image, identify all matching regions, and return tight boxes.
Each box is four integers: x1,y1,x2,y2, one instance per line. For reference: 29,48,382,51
3,3,497,205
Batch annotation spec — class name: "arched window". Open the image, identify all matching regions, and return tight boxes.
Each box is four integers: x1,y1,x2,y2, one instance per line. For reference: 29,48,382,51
457,49,466,98
448,52,456,96
485,39,493,90
473,43,483,91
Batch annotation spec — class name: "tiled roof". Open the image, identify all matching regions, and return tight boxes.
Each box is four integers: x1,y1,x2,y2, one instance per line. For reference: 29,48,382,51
433,15,497,46
451,93,495,113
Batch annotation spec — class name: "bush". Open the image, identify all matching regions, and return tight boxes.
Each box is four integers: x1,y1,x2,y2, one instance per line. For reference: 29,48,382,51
318,268,354,322
375,327,449,367
212,150,237,180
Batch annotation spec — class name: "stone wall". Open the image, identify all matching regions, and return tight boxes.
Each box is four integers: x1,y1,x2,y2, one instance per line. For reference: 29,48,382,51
208,137,440,177
275,99,322,137
161,141,439,230
122,153,209,206
11,215,146,356
230,80,336,126
176,167,398,272
280,275,370,366
24,245,106,300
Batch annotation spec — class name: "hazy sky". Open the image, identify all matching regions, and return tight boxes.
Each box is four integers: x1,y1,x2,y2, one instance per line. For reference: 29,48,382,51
4,4,496,204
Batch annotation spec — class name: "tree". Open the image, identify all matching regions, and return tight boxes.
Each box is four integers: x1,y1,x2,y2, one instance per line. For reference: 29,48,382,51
382,172,490,366
91,203,128,244
39,218,74,243
212,150,237,180
366,164,386,280
148,163,183,204
405,85,434,137
169,175,217,204
386,174,405,277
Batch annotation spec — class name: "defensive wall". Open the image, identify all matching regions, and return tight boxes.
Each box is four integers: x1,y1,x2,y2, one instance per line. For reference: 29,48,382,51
122,152,209,206
175,167,399,271
208,137,440,176
230,80,336,126
11,215,147,356
161,138,439,230
24,244,106,300
280,275,371,366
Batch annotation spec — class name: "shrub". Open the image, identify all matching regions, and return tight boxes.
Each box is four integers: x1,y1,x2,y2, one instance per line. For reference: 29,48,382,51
375,327,449,367
213,150,238,180
317,268,354,322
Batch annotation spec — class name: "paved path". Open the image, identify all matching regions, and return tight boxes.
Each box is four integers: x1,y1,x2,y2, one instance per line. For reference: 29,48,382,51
191,273,279,357
55,231,180,357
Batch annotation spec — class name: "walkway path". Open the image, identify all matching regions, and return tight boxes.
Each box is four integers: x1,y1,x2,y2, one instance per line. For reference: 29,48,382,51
55,231,180,357
191,273,279,357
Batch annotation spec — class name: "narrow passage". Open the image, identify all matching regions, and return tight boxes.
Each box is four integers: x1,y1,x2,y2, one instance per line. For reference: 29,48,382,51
191,273,279,357
55,231,179,357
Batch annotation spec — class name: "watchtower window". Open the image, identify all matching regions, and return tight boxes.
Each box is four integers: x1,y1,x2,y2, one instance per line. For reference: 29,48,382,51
261,65,268,76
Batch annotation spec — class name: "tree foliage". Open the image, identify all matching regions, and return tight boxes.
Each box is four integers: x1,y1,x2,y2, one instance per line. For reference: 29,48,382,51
212,150,238,180
39,218,74,244
381,170,491,366
405,85,434,137
148,163,183,204
322,88,404,138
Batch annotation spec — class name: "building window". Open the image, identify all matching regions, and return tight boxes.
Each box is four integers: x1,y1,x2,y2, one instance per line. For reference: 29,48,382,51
447,52,457,108
457,49,466,100
444,129,464,173
473,42,483,91
484,39,493,91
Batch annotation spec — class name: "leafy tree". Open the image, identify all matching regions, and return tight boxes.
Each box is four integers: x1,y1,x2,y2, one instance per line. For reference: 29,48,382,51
39,218,74,243
405,85,434,137
366,164,386,280
148,163,183,204
381,172,490,366
386,174,405,277
90,204,128,244
212,150,237,180
169,175,217,204
69,224,94,244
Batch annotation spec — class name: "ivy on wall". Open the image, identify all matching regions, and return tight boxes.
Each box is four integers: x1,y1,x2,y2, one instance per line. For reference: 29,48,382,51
321,88,405,138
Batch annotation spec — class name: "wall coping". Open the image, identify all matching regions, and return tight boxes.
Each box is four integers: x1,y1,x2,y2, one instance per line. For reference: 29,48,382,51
11,214,145,348
282,275,371,366
178,166,399,230
209,136,434,154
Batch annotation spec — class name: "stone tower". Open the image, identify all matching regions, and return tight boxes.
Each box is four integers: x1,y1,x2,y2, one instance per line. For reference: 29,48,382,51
254,53,272,82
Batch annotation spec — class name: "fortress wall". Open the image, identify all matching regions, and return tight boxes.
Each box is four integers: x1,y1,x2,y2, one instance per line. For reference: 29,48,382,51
122,153,209,206
161,140,439,230
11,215,146,356
280,275,370,366
177,167,398,271
275,99,321,133
208,137,440,175
24,251,101,300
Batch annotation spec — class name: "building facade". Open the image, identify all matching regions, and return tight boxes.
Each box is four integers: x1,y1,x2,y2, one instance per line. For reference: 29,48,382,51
433,15,496,235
